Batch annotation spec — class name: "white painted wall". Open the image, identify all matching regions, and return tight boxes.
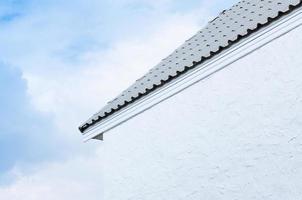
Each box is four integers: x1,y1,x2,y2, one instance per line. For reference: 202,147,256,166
101,25,302,200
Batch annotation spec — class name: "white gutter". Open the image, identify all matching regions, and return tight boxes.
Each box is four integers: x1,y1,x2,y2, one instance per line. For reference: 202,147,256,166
83,7,302,141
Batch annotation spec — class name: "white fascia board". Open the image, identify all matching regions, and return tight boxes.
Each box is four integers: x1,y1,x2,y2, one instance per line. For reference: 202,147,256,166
83,7,302,142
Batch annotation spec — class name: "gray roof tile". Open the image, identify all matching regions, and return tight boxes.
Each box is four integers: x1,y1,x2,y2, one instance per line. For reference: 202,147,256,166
79,0,302,133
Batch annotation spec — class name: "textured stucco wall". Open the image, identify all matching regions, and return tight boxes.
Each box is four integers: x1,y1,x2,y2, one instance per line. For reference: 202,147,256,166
101,25,302,200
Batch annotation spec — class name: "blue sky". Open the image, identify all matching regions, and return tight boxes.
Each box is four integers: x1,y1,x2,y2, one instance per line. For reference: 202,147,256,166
0,63,53,172
0,0,236,199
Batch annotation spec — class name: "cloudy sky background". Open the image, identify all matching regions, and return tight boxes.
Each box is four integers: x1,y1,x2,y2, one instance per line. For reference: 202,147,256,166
0,0,237,199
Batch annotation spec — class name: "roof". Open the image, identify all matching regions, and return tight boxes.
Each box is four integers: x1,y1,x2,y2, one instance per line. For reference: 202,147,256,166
79,0,302,135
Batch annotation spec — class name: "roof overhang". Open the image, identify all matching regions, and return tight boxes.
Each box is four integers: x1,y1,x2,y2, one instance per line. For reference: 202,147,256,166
81,6,302,141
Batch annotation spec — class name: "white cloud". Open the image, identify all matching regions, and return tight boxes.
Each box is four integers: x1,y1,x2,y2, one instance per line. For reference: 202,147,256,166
0,151,103,200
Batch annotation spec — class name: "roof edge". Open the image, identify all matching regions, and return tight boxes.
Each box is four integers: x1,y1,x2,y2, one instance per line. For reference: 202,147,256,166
79,1,302,134
82,7,302,141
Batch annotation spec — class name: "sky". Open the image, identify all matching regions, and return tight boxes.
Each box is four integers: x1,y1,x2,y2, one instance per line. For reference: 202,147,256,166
0,0,237,199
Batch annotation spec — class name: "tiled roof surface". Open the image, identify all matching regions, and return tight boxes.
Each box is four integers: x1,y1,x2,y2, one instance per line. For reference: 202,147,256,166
80,0,302,133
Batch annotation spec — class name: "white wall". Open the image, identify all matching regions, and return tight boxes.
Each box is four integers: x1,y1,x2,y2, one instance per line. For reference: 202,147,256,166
101,25,302,200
